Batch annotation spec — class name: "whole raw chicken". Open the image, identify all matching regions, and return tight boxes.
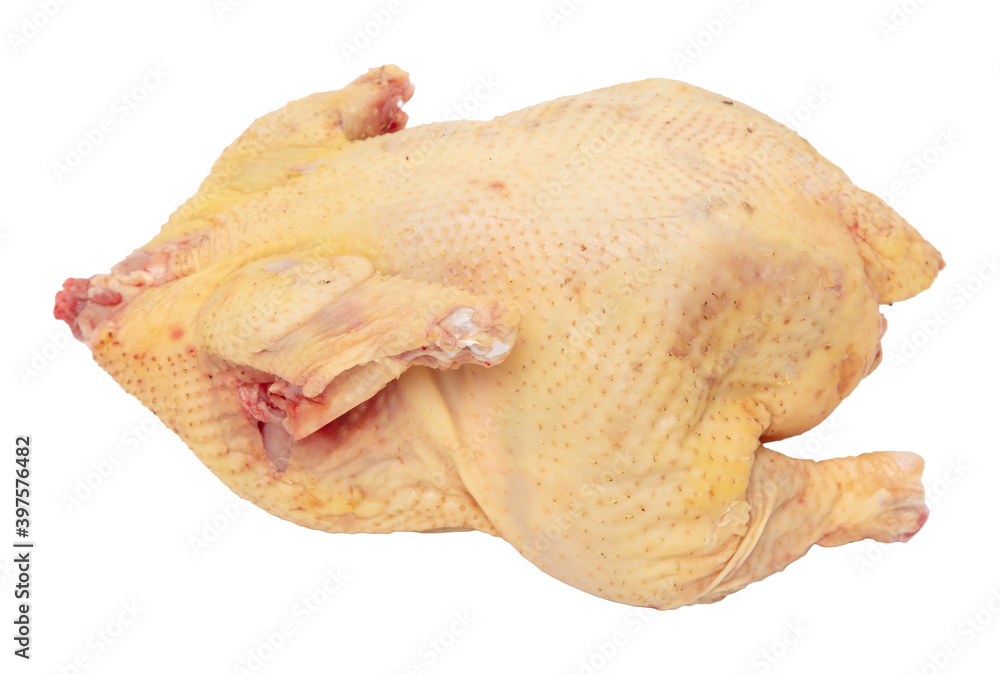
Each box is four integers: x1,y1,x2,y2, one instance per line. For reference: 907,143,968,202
55,66,943,609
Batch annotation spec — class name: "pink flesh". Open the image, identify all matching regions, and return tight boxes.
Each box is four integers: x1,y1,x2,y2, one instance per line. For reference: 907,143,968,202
238,382,303,472
343,67,414,140
893,504,930,543
54,276,126,342
238,380,324,438
239,382,336,473
53,232,206,344
238,384,288,426
261,422,292,472
54,278,105,340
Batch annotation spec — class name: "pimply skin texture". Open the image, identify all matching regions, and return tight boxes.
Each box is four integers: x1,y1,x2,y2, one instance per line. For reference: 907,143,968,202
55,66,943,609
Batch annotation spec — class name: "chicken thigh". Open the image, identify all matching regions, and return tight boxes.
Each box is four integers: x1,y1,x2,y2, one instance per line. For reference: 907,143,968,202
55,65,942,609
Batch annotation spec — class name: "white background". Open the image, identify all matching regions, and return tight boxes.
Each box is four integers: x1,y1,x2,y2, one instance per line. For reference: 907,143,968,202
2,0,999,672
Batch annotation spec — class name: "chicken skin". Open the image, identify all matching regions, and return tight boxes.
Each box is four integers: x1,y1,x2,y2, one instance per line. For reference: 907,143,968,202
55,66,942,609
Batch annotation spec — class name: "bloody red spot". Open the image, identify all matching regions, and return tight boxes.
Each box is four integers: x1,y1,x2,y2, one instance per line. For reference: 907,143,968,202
53,277,91,340
489,181,505,190
170,327,185,340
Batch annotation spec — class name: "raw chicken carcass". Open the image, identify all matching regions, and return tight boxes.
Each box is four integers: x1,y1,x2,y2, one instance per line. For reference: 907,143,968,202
54,66,943,609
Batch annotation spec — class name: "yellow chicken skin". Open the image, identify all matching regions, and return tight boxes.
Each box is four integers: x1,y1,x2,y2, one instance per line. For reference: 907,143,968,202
55,66,942,609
